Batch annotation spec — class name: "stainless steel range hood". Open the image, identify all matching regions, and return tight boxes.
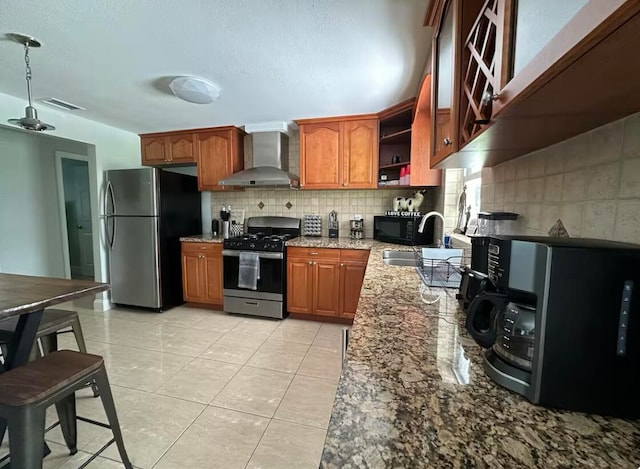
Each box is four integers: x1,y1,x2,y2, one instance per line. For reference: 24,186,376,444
218,130,299,188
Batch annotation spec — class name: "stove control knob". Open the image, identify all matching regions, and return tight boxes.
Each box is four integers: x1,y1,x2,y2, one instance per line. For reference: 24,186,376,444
250,243,256,249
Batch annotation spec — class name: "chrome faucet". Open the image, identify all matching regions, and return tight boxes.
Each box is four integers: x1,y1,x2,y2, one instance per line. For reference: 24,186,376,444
418,211,446,246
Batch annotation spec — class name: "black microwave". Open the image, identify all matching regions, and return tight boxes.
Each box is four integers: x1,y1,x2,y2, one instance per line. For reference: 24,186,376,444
373,215,435,246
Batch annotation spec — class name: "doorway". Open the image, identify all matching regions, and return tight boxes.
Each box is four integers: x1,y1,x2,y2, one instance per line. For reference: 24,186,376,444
56,154,95,280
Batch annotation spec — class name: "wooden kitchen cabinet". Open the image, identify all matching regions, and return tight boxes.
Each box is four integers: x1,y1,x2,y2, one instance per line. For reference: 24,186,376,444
168,133,197,163
340,262,367,319
181,242,223,306
299,122,341,189
141,135,171,165
425,0,640,169
140,126,244,191
182,250,204,303
312,260,341,316
378,89,442,188
339,249,369,319
140,133,197,165
287,259,314,314
287,248,368,321
296,116,378,189
430,0,486,166
342,119,378,189
197,127,245,191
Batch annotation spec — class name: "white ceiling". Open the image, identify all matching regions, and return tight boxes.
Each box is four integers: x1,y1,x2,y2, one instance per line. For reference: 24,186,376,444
0,1,432,134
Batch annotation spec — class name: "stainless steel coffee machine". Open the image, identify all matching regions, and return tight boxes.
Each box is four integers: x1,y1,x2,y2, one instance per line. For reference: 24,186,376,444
466,236,640,418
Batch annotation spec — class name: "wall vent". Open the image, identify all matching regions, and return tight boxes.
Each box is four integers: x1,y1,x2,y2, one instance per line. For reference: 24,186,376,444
38,97,85,112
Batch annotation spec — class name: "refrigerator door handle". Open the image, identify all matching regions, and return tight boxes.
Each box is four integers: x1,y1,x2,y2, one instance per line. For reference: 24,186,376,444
106,180,116,216
110,216,116,249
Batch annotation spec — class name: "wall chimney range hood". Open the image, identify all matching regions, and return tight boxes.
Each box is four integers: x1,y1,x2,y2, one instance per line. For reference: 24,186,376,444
219,125,299,188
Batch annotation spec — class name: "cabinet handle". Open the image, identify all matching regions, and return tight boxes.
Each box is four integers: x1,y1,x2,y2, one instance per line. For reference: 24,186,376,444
343,182,347,187
309,252,318,256
481,91,500,106
308,261,313,265
443,138,452,146
340,263,344,268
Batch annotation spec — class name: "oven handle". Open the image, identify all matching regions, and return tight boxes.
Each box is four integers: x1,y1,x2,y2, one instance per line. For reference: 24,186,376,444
222,250,284,260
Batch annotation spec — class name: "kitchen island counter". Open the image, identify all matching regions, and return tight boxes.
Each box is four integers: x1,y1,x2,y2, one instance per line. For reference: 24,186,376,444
320,241,640,468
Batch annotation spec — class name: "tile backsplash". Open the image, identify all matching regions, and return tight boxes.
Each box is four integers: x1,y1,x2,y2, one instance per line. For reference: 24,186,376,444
480,111,640,243
210,188,424,238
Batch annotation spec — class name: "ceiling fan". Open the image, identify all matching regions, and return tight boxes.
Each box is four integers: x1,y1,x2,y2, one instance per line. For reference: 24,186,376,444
7,33,55,131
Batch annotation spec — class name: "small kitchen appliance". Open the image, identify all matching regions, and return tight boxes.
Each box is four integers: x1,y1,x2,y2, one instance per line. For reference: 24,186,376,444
328,210,339,238
458,212,519,312
349,215,364,240
465,236,640,418
374,215,435,246
222,216,301,319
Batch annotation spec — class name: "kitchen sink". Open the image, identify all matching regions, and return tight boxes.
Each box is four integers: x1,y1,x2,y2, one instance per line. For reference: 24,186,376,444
382,250,416,267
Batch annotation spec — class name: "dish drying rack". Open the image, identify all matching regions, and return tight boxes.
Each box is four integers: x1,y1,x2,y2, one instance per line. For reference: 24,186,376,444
413,246,468,289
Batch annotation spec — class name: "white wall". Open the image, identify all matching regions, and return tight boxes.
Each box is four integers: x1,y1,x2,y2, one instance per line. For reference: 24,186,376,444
0,129,62,276
0,92,141,308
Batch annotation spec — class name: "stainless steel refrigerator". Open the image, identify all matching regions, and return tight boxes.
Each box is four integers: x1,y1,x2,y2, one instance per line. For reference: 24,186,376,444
104,168,201,310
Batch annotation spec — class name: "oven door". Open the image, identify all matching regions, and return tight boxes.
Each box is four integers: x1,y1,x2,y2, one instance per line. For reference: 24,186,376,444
222,250,284,300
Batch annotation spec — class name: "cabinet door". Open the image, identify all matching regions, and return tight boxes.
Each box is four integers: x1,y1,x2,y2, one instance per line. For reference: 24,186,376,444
287,259,313,314
182,251,204,302
299,122,341,189
340,262,367,318
168,133,197,163
198,131,231,191
141,136,168,165
432,0,458,165
343,119,378,189
312,260,340,317
204,252,223,304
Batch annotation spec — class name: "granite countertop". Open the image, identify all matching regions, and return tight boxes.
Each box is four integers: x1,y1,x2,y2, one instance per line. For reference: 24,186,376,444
286,236,373,250
320,241,640,468
180,234,224,243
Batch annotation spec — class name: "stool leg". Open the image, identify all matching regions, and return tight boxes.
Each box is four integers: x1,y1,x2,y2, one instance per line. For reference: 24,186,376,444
7,406,46,469
55,393,78,455
39,333,58,356
0,418,6,448
94,367,133,469
71,319,100,398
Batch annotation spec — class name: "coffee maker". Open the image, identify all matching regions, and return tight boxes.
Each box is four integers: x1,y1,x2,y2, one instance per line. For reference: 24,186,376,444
458,212,518,311
466,236,640,418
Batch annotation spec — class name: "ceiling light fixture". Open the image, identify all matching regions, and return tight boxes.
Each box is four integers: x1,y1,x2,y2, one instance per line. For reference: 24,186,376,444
169,76,220,104
7,33,55,131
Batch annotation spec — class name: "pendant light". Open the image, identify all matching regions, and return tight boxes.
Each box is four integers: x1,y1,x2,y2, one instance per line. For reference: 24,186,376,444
7,33,55,131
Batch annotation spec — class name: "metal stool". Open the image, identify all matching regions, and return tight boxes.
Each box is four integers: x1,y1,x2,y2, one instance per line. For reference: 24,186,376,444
0,308,99,397
0,350,132,469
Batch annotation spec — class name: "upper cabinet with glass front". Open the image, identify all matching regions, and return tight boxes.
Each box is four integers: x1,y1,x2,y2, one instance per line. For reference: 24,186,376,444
431,0,487,166
426,0,640,168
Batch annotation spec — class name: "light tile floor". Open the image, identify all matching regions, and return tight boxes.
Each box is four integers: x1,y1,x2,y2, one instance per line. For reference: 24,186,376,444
1,299,346,469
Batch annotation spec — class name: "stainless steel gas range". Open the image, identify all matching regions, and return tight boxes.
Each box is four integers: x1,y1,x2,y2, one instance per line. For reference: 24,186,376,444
222,216,301,319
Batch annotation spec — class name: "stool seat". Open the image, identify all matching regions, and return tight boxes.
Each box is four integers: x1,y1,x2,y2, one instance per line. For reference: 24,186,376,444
0,350,132,468
0,351,103,407
0,308,80,339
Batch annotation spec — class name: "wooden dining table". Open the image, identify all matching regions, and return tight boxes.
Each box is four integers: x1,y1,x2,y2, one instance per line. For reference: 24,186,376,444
0,273,109,467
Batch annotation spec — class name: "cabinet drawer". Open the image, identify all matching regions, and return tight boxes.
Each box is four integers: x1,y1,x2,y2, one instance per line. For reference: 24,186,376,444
288,247,341,259
181,242,222,254
340,249,370,262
